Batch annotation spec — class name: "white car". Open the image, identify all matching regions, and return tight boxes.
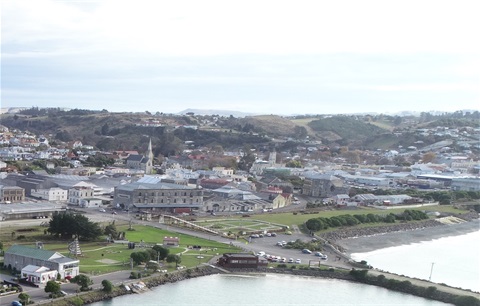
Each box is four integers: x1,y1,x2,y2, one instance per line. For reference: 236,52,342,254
288,258,294,263
295,259,301,264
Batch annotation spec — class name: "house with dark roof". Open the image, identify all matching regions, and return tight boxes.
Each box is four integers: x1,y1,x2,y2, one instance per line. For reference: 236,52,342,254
4,245,79,279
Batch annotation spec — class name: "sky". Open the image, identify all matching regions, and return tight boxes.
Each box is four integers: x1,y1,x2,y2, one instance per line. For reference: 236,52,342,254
1,0,479,115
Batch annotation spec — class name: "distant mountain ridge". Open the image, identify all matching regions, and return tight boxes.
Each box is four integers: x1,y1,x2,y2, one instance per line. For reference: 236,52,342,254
178,108,258,117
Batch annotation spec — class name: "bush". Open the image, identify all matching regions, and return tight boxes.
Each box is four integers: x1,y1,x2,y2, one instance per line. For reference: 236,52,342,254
129,272,139,279
69,296,84,306
454,296,480,306
101,280,113,293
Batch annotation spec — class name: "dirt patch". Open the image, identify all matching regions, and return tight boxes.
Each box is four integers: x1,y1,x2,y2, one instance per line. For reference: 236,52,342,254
96,259,120,264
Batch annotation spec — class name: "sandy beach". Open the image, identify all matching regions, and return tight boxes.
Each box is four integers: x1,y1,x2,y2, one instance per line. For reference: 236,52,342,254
336,218,480,255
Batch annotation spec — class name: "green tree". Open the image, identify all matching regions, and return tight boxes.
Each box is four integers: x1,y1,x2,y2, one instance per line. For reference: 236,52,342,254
238,147,256,171
152,245,169,261
130,251,150,265
71,274,93,291
166,254,182,268
104,223,118,239
44,280,61,295
48,212,103,241
285,160,302,168
305,218,324,231
101,279,113,293
18,292,30,305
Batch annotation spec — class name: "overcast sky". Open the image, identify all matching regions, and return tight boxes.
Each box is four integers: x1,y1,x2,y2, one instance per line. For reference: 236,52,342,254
1,0,479,115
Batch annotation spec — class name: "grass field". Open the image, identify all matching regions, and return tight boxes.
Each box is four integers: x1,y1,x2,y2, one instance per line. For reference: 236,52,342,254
210,205,466,229
194,219,284,234
0,223,242,274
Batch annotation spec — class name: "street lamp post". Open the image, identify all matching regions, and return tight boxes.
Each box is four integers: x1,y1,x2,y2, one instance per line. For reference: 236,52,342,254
428,262,435,281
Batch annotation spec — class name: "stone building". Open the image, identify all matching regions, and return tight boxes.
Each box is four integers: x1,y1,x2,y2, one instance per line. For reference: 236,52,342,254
301,173,349,198
113,181,203,212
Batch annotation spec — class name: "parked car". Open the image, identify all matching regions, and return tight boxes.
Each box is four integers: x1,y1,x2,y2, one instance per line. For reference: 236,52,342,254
315,252,328,260
288,258,294,263
295,259,302,264
302,249,312,254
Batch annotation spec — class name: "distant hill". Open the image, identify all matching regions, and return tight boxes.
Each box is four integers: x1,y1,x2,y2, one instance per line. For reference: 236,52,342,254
178,109,257,117
307,116,387,145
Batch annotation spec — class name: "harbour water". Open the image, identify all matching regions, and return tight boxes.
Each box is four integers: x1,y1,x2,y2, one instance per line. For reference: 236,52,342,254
93,273,451,306
351,229,480,292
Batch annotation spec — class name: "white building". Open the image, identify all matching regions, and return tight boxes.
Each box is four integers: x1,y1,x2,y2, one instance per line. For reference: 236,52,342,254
31,188,68,202
451,177,480,192
21,265,58,285
5,245,79,279
68,186,94,205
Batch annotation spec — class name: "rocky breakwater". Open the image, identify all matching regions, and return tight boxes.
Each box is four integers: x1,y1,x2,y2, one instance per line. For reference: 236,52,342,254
143,266,220,288
74,266,220,305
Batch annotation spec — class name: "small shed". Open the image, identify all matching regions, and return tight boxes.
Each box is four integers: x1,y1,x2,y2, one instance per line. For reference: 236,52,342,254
163,237,179,247
217,253,268,269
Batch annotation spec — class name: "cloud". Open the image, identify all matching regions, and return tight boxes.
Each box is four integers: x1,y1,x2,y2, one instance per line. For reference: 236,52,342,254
3,0,480,58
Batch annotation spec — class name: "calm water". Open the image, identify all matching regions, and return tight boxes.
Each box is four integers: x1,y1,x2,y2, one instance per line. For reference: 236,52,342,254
351,230,480,291
93,274,451,306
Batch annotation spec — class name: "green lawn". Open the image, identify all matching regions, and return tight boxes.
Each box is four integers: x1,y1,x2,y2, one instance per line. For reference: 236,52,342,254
1,223,242,274
235,205,467,228
192,219,284,234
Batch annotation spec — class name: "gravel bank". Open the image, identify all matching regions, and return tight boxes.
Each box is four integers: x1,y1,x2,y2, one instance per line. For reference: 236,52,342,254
322,213,480,255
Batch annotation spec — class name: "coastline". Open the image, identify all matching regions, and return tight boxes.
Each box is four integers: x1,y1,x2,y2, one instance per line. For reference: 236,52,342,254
49,215,480,305
336,218,480,255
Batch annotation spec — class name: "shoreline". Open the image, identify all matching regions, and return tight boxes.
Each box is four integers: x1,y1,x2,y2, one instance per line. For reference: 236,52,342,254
336,217,480,255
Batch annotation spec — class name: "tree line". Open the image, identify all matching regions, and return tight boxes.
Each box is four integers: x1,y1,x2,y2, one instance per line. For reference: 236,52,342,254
305,210,429,232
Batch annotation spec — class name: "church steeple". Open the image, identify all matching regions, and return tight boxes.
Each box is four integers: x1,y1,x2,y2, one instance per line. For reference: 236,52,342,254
145,138,154,174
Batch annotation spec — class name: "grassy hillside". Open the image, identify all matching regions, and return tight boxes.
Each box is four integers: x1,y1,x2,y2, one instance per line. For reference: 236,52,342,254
308,116,387,144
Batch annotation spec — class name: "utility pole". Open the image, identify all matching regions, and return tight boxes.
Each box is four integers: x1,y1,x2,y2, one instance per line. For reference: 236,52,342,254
429,262,435,281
